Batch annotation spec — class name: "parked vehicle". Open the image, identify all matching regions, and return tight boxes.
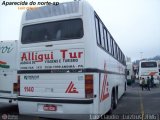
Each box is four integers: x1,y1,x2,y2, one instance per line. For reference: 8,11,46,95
0,40,18,103
139,60,159,85
18,0,126,119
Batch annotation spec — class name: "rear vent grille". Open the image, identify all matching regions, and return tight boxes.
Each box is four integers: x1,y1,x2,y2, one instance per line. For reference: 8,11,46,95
26,1,79,20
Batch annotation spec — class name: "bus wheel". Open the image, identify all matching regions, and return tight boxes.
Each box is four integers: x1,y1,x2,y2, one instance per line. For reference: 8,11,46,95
108,90,117,115
107,92,114,114
125,82,127,91
113,90,118,109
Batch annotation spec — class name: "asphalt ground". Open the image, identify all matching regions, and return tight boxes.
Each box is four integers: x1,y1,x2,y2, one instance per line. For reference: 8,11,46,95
0,82,160,120
111,82,160,120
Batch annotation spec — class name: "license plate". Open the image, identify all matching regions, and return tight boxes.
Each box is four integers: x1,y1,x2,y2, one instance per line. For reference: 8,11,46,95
43,104,57,111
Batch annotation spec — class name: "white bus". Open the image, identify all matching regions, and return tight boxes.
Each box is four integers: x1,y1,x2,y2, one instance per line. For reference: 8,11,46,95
0,40,18,104
18,0,126,119
139,60,159,85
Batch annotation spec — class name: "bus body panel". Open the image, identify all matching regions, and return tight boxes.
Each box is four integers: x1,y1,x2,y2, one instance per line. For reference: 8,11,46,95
0,40,18,103
20,48,85,71
20,73,85,98
96,47,126,115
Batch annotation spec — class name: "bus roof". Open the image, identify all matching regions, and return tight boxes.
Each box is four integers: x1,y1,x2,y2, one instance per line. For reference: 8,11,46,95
22,1,84,22
139,60,158,63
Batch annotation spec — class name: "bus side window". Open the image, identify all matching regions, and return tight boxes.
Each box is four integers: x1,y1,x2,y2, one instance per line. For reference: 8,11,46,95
113,40,117,58
107,32,111,54
117,47,120,61
99,21,105,48
104,28,109,51
120,51,122,62
115,43,118,59
119,50,122,62
95,16,101,45
110,37,114,56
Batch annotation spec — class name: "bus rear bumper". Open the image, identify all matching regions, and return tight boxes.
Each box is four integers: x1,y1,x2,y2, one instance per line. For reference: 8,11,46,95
18,96,94,119
0,96,17,104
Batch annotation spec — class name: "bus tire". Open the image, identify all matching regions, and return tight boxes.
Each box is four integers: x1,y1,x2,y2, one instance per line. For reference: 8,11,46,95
108,89,117,114
116,87,119,105
107,92,114,114
125,82,127,91
113,89,118,109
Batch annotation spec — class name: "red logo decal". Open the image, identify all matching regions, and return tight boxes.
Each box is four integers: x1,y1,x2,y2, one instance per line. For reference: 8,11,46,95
149,72,157,76
65,81,79,93
0,60,7,64
100,62,109,101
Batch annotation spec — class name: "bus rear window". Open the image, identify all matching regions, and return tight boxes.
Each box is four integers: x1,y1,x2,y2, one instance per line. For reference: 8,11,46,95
21,19,83,44
141,62,157,68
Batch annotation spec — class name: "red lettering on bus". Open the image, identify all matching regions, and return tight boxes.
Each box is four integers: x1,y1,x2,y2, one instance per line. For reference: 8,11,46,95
24,87,34,92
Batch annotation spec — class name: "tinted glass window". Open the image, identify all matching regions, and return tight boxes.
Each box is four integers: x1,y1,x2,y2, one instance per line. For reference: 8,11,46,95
94,13,126,65
104,29,109,51
120,51,122,62
99,22,105,48
22,19,83,44
117,47,120,60
107,32,111,53
111,37,114,56
116,46,119,59
95,17,101,45
141,62,157,68
113,41,117,58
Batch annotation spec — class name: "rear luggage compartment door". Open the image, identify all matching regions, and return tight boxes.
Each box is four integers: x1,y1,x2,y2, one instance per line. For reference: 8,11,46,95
20,73,85,98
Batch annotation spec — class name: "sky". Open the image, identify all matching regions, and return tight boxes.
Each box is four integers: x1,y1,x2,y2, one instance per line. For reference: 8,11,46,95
0,0,160,61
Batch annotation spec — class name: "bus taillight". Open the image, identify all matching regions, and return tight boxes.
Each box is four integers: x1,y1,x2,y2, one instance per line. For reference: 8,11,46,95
13,75,20,95
85,74,93,98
